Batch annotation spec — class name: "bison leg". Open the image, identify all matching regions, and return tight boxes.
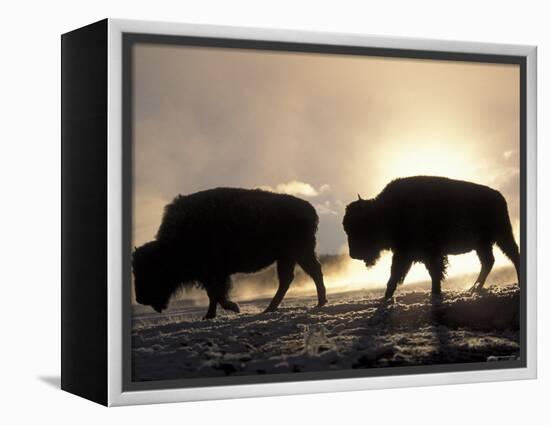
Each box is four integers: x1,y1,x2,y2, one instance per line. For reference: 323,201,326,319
384,253,412,299
203,278,240,319
219,277,240,313
425,255,448,296
203,292,218,320
470,245,495,293
297,254,328,307
264,259,296,313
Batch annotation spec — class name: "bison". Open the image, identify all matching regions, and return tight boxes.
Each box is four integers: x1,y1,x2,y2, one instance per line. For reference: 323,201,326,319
343,176,520,299
132,188,327,319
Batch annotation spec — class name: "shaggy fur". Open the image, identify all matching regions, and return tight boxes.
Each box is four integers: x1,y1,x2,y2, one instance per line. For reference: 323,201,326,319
343,176,520,299
133,188,327,319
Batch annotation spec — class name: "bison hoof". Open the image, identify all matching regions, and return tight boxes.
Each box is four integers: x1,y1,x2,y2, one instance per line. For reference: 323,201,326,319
202,314,216,320
316,298,328,308
263,306,277,313
222,301,240,313
431,292,443,302
469,282,485,294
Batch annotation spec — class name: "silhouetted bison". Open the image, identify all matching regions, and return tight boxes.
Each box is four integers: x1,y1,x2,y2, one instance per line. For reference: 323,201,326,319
343,176,520,299
133,188,327,319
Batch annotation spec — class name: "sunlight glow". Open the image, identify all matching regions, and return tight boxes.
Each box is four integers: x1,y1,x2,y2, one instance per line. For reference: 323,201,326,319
324,247,514,293
371,134,482,196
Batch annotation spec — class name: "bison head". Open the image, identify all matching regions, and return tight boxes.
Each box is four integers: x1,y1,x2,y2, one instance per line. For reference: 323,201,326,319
132,241,178,313
343,198,385,267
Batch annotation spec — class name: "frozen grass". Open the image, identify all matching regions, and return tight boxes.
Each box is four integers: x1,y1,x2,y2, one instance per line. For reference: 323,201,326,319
131,283,520,382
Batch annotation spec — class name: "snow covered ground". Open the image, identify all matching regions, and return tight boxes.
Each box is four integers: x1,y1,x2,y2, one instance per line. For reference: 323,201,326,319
131,277,520,382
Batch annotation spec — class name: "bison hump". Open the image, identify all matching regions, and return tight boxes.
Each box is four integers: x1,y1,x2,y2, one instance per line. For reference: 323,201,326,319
155,187,318,243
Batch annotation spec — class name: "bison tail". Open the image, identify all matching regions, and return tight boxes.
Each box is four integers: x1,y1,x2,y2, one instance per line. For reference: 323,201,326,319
494,198,520,283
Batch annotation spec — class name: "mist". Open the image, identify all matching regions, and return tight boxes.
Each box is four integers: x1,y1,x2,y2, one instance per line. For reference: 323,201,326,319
164,256,518,308
131,42,520,299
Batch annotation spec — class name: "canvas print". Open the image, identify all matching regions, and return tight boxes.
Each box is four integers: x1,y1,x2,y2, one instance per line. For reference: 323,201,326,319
129,41,522,385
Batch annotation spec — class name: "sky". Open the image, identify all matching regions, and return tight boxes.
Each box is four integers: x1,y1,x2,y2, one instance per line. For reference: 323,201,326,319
132,42,520,285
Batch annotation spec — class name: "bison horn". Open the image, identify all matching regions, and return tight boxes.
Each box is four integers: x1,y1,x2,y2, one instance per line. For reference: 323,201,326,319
357,194,363,200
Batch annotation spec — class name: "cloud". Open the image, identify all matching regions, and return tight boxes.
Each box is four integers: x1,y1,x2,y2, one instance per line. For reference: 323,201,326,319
319,184,331,194
314,200,339,215
259,181,330,198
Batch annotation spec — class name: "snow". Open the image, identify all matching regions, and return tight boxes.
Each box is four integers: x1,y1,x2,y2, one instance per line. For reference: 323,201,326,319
131,283,520,382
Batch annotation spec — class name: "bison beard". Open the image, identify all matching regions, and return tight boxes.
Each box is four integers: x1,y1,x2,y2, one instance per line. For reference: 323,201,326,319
343,176,520,299
132,188,328,319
